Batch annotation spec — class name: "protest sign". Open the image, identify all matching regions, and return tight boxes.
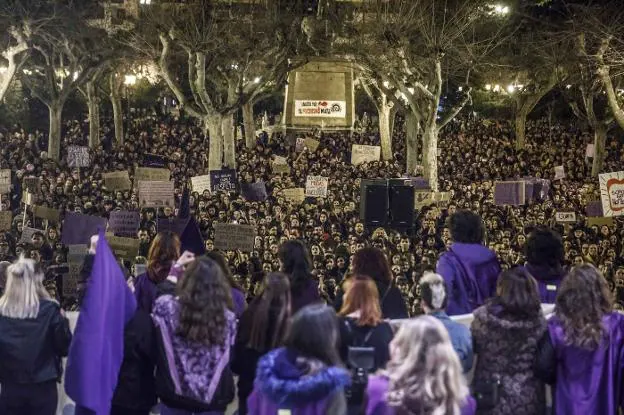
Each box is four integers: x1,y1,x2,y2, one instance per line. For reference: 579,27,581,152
191,175,211,194
134,167,171,183
33,205,61,222
158,217,189,236
23,177,40,193
585,201,604,217
273,155,287,165
61,212,107,245
103,171,132,191
588,217,615,227
295,137,305,152
67,244,88,257
214,223,256,252
63,262,81,298
304,137,320,152
210,169,237,192
143,153,168,168
494,181,526,206
585,144,595,158
108,210,140,237
554,165,565,181
351,145,381,165
522,177,550,202
0,211,11,231
280,188,305,204
599,171,624,217
241,182,268,201
67,146,90,168
0,169,10,194
414,191,451,209
138,181,175,207
555,212,577,223
272,162,291,175
305,176,329,197
22,191,36,205
20,227,43,244
106,235,140,259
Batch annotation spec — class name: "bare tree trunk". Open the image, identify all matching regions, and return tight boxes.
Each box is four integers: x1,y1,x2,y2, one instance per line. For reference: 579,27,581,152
222,114,236,169
47,101,63,161
388,105,398,140
514,110,528,149
86,81,100,148
592,124,607,177
0,59,20,103
206,115,223,171
405,112,420,175
422,124,439,192
0,28,28,102
110,74,124,146
242,101,256,149
378,102,392,161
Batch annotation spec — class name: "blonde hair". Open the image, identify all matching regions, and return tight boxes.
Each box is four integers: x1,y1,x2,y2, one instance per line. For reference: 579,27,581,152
0,257,51,319
385,316,468,415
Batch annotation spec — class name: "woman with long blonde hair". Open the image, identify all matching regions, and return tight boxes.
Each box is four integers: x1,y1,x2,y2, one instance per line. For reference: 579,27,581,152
366,316,475,415
0,257,72,415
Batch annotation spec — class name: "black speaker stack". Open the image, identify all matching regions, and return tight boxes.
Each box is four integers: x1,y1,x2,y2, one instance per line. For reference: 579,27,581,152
360,179,415,233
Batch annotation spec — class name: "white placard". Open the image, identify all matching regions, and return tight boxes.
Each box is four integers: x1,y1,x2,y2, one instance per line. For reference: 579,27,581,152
191,175,211,194
294,100,346,118
351,144,381,166
305,176,329,198
585,144,595,158
138,181,174,207
599,171,624,217
555,212,577,223
554,165,565,181
0,170,10,194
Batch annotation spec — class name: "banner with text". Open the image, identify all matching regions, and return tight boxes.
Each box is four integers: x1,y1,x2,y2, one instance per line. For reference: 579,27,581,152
555,211,577,223
599,171,624,217
280,188,305,204
494,181,526,206
305,176,329,197
351,145,381,166
109,210,140,237
61,212,107,245
67,146,90,168
210,169,237,192
103,171,132,191
294,100,346,118
138,181,174,208
0,211,11,231
191,175,212,194
134,167,171,183
0,169,10,194
214,223,256,252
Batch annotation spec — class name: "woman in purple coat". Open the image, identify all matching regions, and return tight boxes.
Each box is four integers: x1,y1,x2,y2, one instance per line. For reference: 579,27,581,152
366,316,476,415
524,227,567,303
535,264,624,415
436,211,501,315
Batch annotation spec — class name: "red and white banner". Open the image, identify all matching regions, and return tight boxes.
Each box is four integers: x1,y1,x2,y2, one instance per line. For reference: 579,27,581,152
294,100,346,118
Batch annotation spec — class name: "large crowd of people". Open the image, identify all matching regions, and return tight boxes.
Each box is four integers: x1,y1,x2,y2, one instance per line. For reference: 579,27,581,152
0,111,623,415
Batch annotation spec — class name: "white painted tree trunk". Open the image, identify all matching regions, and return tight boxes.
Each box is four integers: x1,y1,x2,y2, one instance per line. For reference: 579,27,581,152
206,115,223,171
405,112,420,175
47,102,63,161
592,125,607,177
222,114,236,169
378,100,392,161
0,29,28,102
242,101,256,149
86,81,100,148
0,59,19,103
422,124,439,192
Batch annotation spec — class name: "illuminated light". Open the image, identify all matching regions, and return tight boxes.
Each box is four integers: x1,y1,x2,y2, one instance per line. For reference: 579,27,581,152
485,84,492,91
506,84,515,93
73,71,79,81
0,66,7,74
566,84,572,89
382,81,389,88
493,84,501,92
253,77,261,84
124,74,137,86
458,86,463,92
407,87,415,94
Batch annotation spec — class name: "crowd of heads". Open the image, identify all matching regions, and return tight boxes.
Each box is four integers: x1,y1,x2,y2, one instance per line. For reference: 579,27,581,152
0,112,623,314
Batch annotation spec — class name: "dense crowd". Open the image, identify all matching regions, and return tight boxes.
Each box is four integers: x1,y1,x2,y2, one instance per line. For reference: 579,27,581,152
0,114,622,313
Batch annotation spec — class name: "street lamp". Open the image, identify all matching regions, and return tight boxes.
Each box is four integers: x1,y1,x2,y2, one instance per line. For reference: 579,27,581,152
124,74,137,86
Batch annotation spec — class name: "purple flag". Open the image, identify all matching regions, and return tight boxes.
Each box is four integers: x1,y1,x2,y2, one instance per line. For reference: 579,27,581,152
586,201,604,217
494,181,526,206
65,230,136,415
61,212,108,245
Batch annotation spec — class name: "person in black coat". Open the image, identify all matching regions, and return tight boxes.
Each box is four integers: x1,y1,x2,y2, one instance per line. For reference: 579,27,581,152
0,257,72,415
79,236,157,415
334,247,409,319
232,272,292,415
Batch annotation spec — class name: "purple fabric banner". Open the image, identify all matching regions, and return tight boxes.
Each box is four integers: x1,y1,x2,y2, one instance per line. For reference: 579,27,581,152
494,181,526,206
108,210,140,238
61,212,108,245
586,201,604,217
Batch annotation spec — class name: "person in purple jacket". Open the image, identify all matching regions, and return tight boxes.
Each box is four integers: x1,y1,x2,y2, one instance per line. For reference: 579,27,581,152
248,304,351,414
524,227,567,303
366,316,476,415
535,264,624,415
436,210,501,315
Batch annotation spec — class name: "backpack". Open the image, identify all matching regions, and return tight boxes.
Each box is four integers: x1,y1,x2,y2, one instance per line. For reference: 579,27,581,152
343,318,376,415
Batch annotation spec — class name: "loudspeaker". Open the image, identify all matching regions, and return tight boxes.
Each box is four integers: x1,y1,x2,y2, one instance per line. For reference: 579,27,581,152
360,179,388,221
389,185,415,228
363,184,389,227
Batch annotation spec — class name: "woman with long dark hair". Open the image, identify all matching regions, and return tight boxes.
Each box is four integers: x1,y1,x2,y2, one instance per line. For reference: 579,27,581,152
248,304,351,414
204,251,246,318
152,256,236,415
278,240,320,313
336,247,408,319
536,265,624,415
471,268,546,414
134,231,180,313
232,273,291,415
524,227,567,303
0,257,72,415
